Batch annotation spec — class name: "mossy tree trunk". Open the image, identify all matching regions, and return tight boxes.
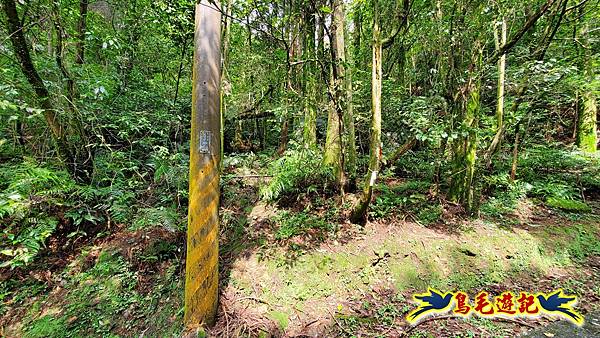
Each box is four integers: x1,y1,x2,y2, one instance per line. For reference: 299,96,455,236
578,92,598,153
448,48,482,214
303,4,317,149
576,23,597,153
351,0,382,224
324,0,348,188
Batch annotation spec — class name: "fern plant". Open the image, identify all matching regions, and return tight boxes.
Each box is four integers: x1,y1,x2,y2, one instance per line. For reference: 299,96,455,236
260,148,333,201
0,161,75,268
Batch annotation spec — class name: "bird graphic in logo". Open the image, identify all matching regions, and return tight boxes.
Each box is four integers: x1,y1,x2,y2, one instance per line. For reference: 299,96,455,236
536,289,584,326
407,288,454,323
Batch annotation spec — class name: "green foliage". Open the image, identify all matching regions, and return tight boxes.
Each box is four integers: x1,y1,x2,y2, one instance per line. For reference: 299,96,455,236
0,161,75,268
23,249,183,337
374,303,402,326
566,224,600,260
544,223,600,261
546,197,591,213
261,148,333,201
1,0,599,335
369,185,407,219
132,206,181,231
480,175,531,218
274,211,334,240
139,239,178,263
482,147,599,218
417,205,443,225
384,94,448,145
392,151,437,180
369,180,431,220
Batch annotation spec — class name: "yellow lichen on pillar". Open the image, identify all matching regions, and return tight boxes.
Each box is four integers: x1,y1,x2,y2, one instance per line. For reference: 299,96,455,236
184,0,222,328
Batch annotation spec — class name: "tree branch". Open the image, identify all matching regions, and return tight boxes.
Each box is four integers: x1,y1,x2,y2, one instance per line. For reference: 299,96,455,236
488,0,556,63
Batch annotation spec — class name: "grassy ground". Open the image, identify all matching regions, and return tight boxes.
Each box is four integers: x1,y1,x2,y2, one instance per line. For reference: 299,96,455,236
1,149,599,337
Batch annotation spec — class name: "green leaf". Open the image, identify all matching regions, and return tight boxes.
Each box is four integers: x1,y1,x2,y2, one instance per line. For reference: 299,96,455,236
319,6,332,13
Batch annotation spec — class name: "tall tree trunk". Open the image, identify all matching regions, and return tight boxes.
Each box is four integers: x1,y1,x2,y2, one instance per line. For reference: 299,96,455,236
220,0,233,161
353,8,361,66
2,0,90,181
324,0,348,188
303,79,318,148
75,0,88,64
578,91,597,153
344,14,357,178
576,21,597,153
184,0,221,327
448,47,482,213
51,2,77,112
303,5,317,149
494,17,507,132
351,0,382,224
323,81,343,185
486,0,567,171
51,1,93,177
278,115,289,155
485,77,527,168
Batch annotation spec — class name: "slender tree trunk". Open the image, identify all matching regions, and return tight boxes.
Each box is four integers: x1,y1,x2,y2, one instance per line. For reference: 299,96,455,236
303,5,317,149
316,12,325,109
173,38,189,105
184,0,221,327
486,0,567,170
2,0,90,180
323,80,343,183
323,0,347,188
578,91,597,153
345,13,357,178
3,0,62,138
482,16,506,169
278,115,289,155
303,80,318,148
351,0,382,224
494,17,507,131
75,0,88,65
47,29,53,56
510,124,520,182
51,2,76,112
485,77,527,169
220,0,232,161
353,8,361,66
463,84,480,212
576,22,597,153
52,2,94,179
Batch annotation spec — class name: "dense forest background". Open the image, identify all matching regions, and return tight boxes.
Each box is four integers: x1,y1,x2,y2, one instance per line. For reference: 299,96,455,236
1,0,599,336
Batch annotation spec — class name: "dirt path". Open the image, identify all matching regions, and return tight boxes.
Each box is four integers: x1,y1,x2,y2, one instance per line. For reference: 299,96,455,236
210,208,600,337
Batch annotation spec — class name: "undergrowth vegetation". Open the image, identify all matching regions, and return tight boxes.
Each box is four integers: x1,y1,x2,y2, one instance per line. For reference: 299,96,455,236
260,147,334,201
1,0,599,335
